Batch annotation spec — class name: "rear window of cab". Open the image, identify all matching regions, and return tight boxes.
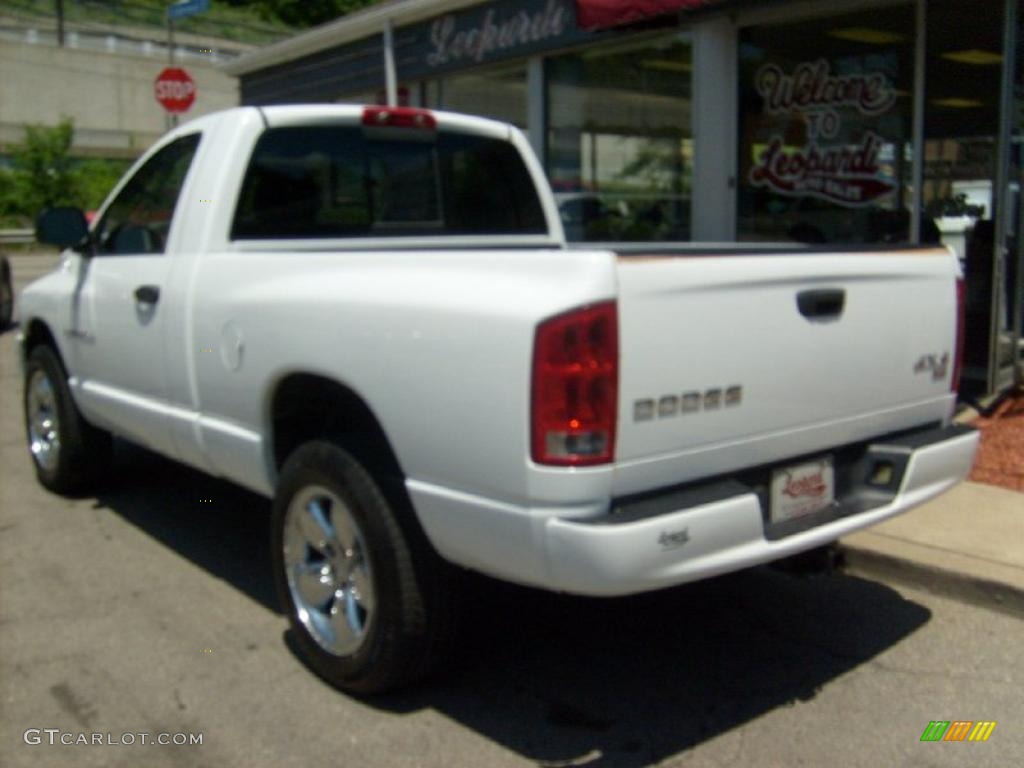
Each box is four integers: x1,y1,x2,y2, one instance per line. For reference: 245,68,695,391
231,125,547,239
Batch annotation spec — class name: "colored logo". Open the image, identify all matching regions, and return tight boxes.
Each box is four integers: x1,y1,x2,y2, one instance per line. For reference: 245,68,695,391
781,470,827,499
920,721,996,742
749,59,898,207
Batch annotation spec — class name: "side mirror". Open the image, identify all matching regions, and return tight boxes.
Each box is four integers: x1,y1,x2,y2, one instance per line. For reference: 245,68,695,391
36,207,90,252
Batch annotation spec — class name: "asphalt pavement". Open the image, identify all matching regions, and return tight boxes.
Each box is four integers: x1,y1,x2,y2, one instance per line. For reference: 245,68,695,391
2,252,1022,767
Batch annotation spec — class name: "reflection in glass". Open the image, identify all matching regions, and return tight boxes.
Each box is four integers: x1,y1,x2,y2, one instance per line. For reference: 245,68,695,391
438,64,528,127
923,0,1010,392
546,32,693,242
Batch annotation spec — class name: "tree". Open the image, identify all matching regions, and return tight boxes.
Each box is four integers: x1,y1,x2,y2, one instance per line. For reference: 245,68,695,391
0,119,128,226
71,158,131,213
10,118,79,215
218,0,378,28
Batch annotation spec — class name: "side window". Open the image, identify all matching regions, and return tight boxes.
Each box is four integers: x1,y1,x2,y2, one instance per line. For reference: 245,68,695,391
94,133,201,255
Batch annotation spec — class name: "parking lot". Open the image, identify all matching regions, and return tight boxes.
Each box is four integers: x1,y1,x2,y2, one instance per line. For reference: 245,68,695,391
1,253,1021,767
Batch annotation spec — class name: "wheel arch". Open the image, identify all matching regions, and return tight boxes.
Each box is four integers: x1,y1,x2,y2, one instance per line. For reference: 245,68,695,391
266,372,406,489
21,318,65,370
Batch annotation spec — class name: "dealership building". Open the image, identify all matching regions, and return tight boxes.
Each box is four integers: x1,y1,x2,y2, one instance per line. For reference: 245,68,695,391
224,0,1024,398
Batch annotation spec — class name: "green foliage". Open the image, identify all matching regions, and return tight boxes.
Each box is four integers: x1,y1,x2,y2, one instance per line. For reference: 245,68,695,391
71,158,132,212
220,1,378,28
0,119,129,227
11,118,78,213
4,0,296,46
4,1,384,46
0,175,23,228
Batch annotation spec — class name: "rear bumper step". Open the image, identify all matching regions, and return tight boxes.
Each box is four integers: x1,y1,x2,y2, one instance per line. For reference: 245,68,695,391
544,424,979,596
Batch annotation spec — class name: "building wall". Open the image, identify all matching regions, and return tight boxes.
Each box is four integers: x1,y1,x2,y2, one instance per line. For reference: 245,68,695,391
0,40,238,159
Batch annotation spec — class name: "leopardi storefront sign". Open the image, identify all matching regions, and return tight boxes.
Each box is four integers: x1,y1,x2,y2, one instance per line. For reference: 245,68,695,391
749,59,898,207
400,0,594,78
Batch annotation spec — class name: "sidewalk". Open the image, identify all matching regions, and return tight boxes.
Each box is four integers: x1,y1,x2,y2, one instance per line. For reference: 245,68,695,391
841,480,1024,617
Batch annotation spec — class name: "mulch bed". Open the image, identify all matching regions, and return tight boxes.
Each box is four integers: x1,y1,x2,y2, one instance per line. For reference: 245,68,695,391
968,391,1024,493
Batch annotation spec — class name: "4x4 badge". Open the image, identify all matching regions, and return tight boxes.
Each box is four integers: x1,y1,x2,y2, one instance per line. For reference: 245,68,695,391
913,352,949,381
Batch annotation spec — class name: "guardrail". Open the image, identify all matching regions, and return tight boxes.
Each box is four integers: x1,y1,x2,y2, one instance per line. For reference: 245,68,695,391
0,229,35,245
0,24,243,63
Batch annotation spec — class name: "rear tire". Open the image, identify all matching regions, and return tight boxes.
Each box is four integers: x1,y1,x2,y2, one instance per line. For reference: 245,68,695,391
271,440,460,695
23,345,112,494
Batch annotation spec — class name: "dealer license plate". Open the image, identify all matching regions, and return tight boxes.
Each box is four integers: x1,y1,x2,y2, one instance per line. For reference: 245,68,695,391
769,456,835,524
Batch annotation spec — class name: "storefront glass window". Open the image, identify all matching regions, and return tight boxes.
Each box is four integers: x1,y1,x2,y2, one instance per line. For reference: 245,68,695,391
336,86,421,106
335,91,377,105
738,5,916,244
922,0,1008,392
435,64,528,127
423,81,442,110
547,32,693,242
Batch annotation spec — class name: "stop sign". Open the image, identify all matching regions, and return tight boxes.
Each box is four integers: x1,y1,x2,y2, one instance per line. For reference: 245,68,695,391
155,67,196,113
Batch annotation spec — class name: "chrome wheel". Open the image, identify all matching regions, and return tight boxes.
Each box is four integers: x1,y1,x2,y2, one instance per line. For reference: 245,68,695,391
283,485,376,656
27,369,61,472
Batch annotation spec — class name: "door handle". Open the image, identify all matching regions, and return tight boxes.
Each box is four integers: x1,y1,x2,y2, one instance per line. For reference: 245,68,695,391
134,285,160,305
797,288,844,319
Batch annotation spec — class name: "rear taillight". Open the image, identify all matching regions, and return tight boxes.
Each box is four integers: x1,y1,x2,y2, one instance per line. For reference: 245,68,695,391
361,106,436,130
531,302,618,466
952,277,965,393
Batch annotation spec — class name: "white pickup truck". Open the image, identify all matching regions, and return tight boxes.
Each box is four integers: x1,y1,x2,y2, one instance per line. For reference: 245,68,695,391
20,105,978,694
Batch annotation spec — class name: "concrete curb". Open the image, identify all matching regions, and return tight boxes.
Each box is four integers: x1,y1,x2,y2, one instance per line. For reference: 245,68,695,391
839,544,1024,620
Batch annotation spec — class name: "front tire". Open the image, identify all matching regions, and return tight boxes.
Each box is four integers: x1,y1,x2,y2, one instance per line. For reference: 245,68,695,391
271,441,459,695
23,345,112,494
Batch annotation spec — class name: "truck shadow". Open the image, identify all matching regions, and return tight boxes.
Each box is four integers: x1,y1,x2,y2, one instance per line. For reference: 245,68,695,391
365,570,930,767
94,441,931,768
92,439,279,613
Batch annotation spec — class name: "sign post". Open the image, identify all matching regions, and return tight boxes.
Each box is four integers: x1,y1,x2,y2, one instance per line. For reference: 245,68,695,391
168,0,211,22
165,0,210,128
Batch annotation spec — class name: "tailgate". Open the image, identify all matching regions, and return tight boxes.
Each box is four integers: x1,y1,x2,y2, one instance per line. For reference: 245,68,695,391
614,247,959,494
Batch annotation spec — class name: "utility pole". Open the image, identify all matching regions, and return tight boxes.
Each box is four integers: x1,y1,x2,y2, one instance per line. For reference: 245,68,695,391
56,0,65,47
168,16,175,66
383,19,397,107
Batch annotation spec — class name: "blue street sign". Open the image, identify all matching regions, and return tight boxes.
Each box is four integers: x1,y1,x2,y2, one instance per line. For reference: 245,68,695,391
168,0,210,21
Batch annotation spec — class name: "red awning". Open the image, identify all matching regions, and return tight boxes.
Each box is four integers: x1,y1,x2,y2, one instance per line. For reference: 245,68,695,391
576,0,723,31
